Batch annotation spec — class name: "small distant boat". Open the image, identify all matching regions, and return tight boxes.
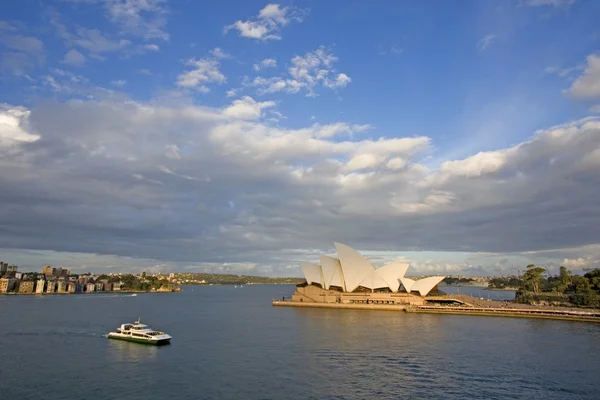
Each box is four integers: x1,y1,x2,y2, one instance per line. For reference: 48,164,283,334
107,319,171,345
131,294,137,297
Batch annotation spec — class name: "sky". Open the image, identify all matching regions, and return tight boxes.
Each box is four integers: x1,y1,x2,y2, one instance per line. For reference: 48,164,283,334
1,0,600,277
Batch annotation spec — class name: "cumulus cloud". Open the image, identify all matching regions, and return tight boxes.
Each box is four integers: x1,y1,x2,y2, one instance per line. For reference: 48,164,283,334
566,54,600,99
0,104,40,149
177,58,226,92
0,31,44,73
104,0,170,40
224,3,306,41
222,96,276,120
62,49,86,66
2,96,600,275
246,47,351,96
253,58,277,71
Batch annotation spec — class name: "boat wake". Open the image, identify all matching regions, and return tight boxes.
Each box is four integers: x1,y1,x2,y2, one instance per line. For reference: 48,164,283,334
6,329,108,338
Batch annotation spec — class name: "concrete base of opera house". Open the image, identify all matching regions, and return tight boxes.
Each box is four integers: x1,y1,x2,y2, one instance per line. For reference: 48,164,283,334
275,284,427,309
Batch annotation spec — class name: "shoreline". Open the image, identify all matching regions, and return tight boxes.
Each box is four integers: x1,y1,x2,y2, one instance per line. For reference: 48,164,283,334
0,289,181,296
272,300,600,323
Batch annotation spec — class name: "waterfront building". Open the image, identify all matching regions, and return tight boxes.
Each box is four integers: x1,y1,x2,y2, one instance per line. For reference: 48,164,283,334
45,280,56,293
56,280,67,293
95,282,104,292
86,282,95,293
290,242,445,306
113,282,121,291
18,280,35,294
103,282,112,292
6,265,18,277
35,279,46,294
67,282,76,293
0,277,19,293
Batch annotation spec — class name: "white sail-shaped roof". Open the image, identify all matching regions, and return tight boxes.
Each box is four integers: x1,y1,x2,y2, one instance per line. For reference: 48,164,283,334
320,255,345,290
411,276,444,296
334,242,375,292
298,242,445,296
358,272,388,290
399,277,416,293
375,263,409,292
301,263,324,287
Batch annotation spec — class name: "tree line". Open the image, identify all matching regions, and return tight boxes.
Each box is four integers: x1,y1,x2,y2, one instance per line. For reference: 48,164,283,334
516,265,600,307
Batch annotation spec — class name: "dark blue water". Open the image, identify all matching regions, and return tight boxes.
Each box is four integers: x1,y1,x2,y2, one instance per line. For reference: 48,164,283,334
1,285,599,399
440,285,516,301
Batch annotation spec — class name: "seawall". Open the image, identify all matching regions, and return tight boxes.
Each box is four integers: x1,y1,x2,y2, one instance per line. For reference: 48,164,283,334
272,300,600,323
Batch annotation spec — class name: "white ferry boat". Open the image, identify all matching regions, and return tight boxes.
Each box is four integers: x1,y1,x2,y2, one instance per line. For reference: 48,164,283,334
107,319,171,345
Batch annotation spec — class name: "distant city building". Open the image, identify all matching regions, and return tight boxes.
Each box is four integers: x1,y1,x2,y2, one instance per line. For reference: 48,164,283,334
18,280,35,294
95,282,104,292
42,266,71,278
103,282,112,292
35,279,46,294
0,262,7,275
86,282,95,293
67,282,77,293
0,277,18,293
56,280,67,293
5,265,18,277
15,272,23,280
45,280,56,293
112,282,121,291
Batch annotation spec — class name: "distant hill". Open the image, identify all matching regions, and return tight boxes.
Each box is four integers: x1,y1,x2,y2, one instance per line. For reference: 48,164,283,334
174,272,304,285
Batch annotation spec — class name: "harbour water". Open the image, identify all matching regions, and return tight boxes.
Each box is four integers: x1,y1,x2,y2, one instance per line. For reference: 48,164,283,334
1,285,599,399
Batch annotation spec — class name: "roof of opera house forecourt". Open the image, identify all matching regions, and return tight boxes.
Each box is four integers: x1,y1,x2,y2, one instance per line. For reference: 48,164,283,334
301,242,445,297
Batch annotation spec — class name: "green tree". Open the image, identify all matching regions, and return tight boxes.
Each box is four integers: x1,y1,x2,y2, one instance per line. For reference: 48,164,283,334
553,266,572,294
569,276,598,307
584,269,600,292
521,264,546,294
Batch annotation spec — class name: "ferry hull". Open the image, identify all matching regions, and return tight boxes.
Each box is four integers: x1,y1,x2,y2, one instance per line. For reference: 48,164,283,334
107,333,171,346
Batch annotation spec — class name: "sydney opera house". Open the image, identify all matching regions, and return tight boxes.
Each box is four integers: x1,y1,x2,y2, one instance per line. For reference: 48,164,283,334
290,242,445,306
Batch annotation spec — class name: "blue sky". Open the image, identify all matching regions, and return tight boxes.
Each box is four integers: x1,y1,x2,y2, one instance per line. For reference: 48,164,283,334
1,0,600,276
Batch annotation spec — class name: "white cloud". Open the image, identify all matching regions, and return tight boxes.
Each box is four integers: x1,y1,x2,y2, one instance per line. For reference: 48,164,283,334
3,96,600,275
0,34,44,56
110,79,127,87
563,257,595,268
0,104,39,149
566,54,600,99
226,89,238,98
105,0,169,40
477,34,496,51
62,49,86,66
247,47,351,96
439,150,509,178
253,58,277,71
209,47,231,59
224,3,305,41
312,122,372,138
71,27,131,54
222,96,276,120
143,44,160,52
177,58,226,92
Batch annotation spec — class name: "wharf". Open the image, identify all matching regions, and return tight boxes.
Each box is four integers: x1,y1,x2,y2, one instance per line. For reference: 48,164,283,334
272,299,600,323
